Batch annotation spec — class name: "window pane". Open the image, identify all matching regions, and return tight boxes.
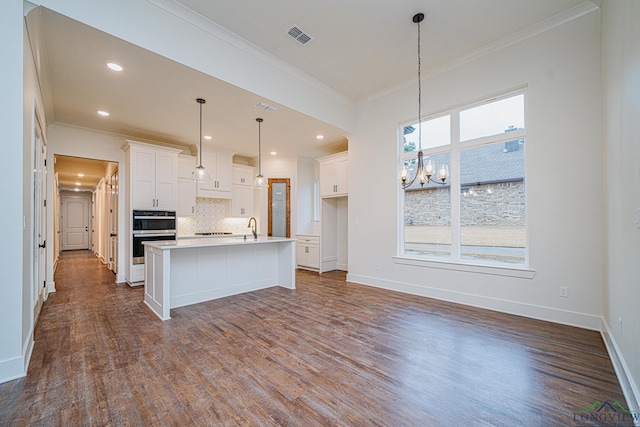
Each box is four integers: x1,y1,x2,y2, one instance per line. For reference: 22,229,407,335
459,140,526,264
460,94,524,141
404,153,451,258
403,115,450,153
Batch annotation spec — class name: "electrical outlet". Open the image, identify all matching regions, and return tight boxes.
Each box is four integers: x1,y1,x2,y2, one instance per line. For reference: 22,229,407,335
618,317,623,335
559,286,569,298
376,263,381,272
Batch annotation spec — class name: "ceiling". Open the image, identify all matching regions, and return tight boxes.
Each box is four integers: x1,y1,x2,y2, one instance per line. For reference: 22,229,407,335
55,155,115,192
29,0,591,189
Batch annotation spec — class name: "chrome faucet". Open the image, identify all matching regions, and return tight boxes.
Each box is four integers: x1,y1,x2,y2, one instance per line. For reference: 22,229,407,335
248,217,257,239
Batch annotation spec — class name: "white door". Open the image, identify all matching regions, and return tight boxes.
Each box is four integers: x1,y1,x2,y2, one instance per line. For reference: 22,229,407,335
61,196,89,250
33,119,47,319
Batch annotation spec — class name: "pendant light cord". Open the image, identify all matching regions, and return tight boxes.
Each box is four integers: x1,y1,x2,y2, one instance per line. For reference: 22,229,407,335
417,17,422,153
256,117,264,179
196,98,206,168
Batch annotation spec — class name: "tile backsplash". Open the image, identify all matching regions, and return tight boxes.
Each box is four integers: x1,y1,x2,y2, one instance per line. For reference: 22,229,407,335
177,198,250,235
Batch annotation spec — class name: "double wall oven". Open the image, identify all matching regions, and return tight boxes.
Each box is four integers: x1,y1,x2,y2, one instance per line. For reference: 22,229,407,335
132,210,176,265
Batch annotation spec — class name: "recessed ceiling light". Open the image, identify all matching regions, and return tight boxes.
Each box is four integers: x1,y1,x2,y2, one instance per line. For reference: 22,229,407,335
106,62,123,72
74,188,80,192
204,135,212,140
75,182,81,186
77,173,85,177
270,151,277,155
97,110,110,117
316,135,324,140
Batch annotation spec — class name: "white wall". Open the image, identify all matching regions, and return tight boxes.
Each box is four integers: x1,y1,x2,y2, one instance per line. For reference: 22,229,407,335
46,124,128,283
348,11,603,329
296,157,317,234
601,0,640,412
0,1,26,384
259,156,299,237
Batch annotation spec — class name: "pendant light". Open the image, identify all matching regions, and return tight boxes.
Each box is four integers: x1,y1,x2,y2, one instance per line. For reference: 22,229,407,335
400,13,449,189
192,98,212,182
255,118,264,187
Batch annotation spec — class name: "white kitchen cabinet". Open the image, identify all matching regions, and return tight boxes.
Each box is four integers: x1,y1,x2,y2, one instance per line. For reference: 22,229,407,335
230,184,254,217
296,234,320,270
177,155,196,216
123,140,182,286
318,151,348,197
232,164,255,185
125,141,180,211
197,150,234,199
229,165,255,217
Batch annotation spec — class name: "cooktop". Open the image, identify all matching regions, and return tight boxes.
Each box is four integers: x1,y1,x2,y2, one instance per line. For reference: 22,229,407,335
194,232,233,236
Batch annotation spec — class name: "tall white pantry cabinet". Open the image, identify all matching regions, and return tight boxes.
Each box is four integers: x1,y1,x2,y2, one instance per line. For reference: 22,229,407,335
123,140,181,284
313,151,348,273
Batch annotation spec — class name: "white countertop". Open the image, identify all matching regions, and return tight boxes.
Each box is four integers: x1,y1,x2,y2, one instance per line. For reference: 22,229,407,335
177,234,241,239
143,236,296,250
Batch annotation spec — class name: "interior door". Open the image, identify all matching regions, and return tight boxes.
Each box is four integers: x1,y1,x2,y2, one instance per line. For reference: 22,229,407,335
33,118,47,319
61,196,89,250
268,178,290,238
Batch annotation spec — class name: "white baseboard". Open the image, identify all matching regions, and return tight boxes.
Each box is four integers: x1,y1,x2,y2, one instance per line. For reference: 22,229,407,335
115,273,126,284
0,328,33,385
0,356,26,385
601,318,640,422
47,280,56,293
346,273,602,330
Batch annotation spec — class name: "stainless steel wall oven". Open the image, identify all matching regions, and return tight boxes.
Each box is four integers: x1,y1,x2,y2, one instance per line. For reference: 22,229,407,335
132,210,176,265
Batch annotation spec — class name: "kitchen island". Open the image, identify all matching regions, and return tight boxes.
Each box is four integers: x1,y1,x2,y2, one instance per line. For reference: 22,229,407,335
142,236,296,320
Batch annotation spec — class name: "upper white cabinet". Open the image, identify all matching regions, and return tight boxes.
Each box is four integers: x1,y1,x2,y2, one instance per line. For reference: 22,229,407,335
318,151,348,198
229,165,255,218
177,155,196,216
232,164,254,186
125,141,180,211
197,150,234,199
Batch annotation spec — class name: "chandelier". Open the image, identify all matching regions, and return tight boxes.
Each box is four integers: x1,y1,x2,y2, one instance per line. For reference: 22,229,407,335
400,13,449,189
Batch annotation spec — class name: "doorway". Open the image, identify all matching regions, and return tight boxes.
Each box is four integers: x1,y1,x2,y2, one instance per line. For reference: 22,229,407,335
268,178,290,238
54,155,119,275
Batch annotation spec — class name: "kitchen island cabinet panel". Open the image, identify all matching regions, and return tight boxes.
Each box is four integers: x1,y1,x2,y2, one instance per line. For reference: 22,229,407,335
144,237,295,320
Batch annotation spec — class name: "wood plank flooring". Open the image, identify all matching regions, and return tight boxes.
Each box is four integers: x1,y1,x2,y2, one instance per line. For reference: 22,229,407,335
0,251,628,426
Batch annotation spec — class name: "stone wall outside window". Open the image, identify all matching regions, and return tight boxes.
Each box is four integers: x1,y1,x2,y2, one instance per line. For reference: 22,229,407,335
404,181,525,227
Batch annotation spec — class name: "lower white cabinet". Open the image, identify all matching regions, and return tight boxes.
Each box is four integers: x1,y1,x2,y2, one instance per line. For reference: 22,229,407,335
296,234,320,270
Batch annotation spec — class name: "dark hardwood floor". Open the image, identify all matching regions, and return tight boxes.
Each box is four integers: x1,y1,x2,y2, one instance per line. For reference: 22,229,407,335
0,251,628,426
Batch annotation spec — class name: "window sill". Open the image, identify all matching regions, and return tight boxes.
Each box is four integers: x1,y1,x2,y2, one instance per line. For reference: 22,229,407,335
392,256,535,279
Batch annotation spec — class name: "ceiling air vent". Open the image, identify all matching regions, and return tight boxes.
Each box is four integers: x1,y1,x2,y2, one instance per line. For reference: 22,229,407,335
255,102,277,112
286,25,313,45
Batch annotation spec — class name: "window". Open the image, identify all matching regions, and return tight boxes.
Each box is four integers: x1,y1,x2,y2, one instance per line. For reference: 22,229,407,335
400,91,527,267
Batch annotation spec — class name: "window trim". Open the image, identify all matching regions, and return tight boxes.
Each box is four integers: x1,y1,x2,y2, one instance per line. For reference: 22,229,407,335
392,256,535,279
398,89,530,272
